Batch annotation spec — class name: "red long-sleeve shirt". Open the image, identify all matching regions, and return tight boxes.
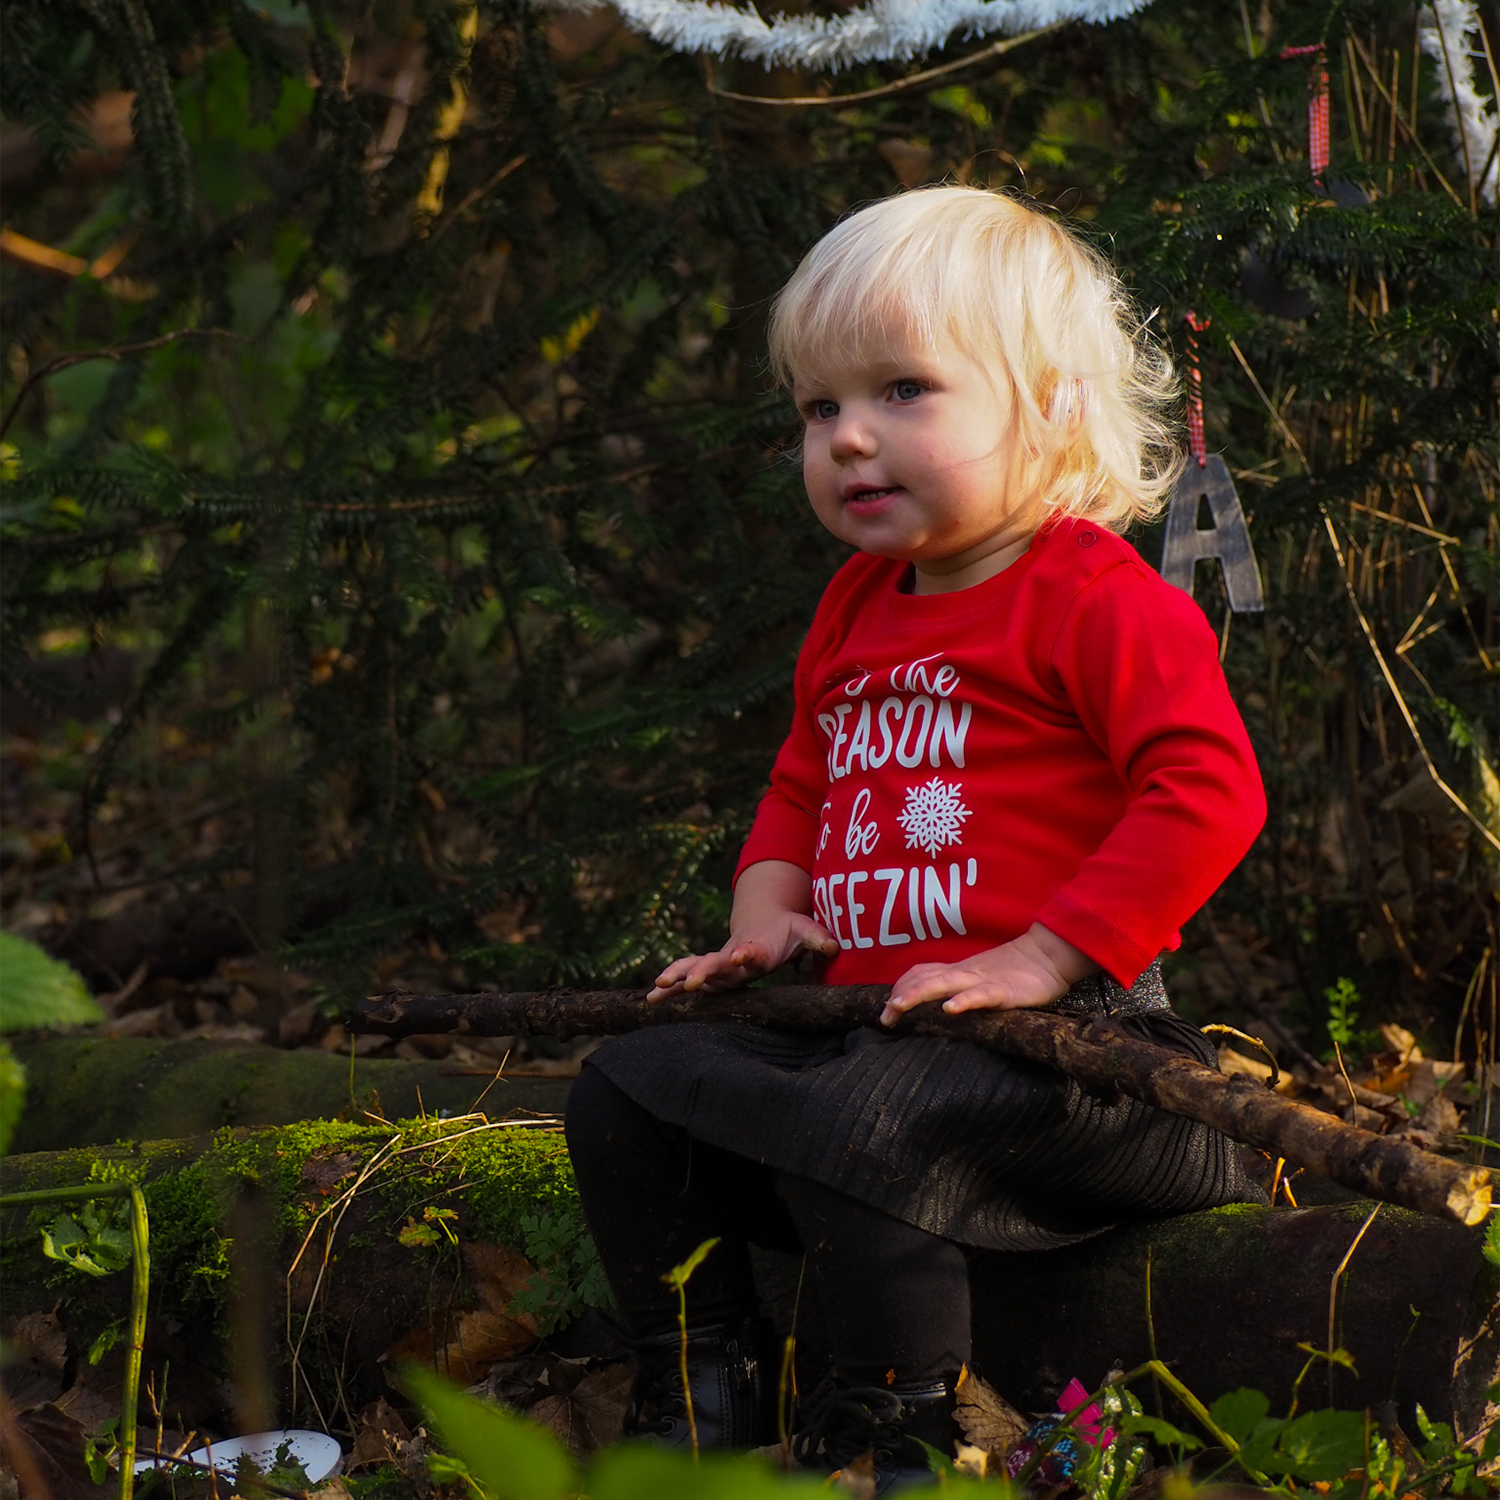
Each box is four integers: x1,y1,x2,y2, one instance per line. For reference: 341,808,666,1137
735,517,1266,987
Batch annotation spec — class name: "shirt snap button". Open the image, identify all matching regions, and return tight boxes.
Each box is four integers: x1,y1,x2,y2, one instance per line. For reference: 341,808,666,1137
1078,530,1096,547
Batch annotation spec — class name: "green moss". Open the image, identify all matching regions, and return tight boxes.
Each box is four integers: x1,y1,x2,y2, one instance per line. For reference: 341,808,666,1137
2,1117,584,1340
12,1036,571,1153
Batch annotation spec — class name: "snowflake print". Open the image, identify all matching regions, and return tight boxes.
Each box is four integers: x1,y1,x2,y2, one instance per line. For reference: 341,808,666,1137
898,777,971,858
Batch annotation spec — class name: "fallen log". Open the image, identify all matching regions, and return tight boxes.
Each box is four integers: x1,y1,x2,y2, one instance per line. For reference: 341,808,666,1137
351,986,1495,1227
3,1127,1495,1440
10,1034,571,1154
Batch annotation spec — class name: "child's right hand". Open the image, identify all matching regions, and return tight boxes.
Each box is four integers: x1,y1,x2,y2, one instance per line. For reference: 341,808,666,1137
647,859,837,1002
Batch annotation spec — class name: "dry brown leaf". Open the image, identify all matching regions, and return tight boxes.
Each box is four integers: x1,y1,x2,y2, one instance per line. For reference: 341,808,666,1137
954,1367,1027,1462
1417,1093,1461,1137
397,1430,433,1500
463,1241,541,1318
1378,1023,1421,1063
381,1305,537,1383
527,1362,633,1457
3,1311,68,1414
347,1398,414,1471
52,1364,122,1438
11,1403,98,1500
300,1149,363,1195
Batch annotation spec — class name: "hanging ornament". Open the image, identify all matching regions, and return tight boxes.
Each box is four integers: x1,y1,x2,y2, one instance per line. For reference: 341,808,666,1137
539,0,1153,71
1159,313,1264,614
1279,42,1330,185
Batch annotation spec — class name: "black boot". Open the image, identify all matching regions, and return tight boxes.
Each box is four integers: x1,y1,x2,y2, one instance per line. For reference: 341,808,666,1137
792,1381,960,1494
623,1319,774,1450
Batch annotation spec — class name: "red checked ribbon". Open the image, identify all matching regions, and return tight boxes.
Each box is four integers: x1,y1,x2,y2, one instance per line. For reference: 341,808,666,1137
1184,310,1210,467
1280,43,1329,183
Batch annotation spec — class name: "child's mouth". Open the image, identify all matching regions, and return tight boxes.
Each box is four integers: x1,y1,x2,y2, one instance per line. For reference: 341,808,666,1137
845,486,900,511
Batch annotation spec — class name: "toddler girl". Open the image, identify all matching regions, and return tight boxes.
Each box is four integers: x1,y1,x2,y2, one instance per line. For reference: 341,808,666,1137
565,185,1267,1489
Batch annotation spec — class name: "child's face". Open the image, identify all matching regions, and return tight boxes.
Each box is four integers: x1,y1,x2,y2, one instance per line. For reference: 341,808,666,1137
794,327,1035,592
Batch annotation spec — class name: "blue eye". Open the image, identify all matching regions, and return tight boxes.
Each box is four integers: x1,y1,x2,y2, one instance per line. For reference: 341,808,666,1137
892,379,924,401
808,399,838,421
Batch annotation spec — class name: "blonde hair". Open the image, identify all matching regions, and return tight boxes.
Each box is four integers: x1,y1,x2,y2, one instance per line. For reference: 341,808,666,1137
767,186,1183,530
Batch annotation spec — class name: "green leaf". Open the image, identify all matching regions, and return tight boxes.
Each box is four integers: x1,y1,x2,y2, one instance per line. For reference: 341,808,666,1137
0,933,103,1033
408,1367,577,1500
0,1039,25,1155
584,1444,826,1499
662,1236,720,1291
88,1323,122,1365
1482,1212,1500,1271
1118,1413,1204,1452
41,1206,132,1277
1272,1410,1367,1481
1207,1388,1271,1443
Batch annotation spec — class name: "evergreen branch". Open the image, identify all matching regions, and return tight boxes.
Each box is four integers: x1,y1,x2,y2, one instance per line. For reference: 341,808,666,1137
0,329,246,440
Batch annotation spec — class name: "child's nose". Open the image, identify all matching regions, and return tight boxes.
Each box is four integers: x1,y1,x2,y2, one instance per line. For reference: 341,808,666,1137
829,410,876,460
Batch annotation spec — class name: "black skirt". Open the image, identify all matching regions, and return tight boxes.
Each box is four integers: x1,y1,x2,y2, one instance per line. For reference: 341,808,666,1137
587,966,1264,1253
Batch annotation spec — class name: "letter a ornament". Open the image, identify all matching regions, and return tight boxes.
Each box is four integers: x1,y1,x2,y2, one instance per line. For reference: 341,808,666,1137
1159,312,1264,613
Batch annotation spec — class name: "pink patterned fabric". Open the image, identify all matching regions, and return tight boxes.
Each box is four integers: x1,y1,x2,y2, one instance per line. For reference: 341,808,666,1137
1281,43,1330,182
1183,310,1210,466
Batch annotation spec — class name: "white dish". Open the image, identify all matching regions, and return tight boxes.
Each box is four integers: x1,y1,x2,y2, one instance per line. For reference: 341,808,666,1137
136,1430,341,1482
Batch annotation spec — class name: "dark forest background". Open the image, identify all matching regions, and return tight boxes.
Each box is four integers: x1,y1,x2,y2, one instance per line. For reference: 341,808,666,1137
1,0,1495,1070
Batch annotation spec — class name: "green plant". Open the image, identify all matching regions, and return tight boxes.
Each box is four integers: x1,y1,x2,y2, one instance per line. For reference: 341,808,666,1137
1,1181,151,1500
658,1236,721,1458
1322,978,1379,1058
402,1351,1500,1498
505,1209,612,1335
41,1195,133,1276
0,933,102,1154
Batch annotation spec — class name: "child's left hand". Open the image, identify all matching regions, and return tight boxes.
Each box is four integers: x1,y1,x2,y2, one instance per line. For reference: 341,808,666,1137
878,923,1097,1027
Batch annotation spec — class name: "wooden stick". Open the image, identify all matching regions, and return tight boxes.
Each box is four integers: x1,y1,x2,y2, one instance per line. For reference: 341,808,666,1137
350,987,1494,1227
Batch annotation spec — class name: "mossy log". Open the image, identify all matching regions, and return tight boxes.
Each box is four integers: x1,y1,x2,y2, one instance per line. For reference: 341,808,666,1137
3,1123,1495,1446
10,1035,570,1154
1,1120,584,1439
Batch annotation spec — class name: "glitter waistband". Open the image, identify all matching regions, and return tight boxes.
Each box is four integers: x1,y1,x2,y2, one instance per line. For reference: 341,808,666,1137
1048,958,1170,1019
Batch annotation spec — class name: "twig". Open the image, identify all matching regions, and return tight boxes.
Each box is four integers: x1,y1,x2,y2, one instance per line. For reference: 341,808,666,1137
1454,947,1492,1066
1347,501,1459,544
1202,1024,1281,1091
467,1051,512,1114
708,26,1057,108
1144,1245,1162,1418
431,154,528,241
1332,1040,1359,1111
1327,1204,1381,1404
1321,513,1500,854
1346,33,1466,209
285,1134,403,1418
1,330,246,440
1226,337,1307,466
354,987,1497,1224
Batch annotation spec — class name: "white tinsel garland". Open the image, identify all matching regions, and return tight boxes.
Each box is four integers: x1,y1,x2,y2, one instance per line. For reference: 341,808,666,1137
541,0,1150,70
532,0,1497,207
1418,1,1498,207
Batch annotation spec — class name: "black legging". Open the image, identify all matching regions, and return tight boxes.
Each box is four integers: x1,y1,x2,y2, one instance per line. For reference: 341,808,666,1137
565,1064,970,1387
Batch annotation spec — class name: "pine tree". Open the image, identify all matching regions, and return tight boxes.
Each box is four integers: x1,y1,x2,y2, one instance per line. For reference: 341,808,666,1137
1,0,1493,1053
